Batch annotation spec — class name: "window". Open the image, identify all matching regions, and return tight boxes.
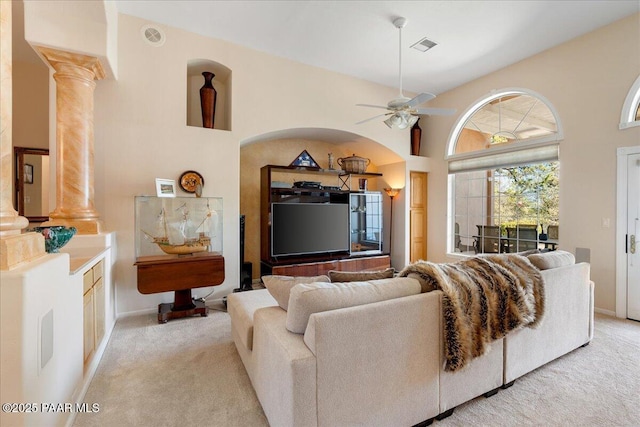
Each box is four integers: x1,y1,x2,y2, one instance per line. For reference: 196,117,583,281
447,89,562,255
619,75,640,130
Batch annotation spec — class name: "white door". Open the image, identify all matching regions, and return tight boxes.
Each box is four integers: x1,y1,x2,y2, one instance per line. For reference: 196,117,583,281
627,153,640,321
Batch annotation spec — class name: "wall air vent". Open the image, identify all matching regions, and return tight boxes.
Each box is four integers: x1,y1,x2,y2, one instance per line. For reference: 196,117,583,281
411,37,437,52
140,24,166,47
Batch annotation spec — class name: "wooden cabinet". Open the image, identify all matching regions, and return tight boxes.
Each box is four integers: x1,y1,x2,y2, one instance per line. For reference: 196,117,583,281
261,164,386,273
83,259,104,364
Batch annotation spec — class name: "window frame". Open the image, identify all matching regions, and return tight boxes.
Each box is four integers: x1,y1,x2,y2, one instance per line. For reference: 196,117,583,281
619,75,640,130
445,88,564,256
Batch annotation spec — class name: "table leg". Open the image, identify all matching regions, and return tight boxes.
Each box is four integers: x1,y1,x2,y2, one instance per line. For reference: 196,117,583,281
157,289,208,323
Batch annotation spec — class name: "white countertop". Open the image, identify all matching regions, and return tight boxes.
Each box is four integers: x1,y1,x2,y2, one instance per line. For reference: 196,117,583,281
60,247,110,275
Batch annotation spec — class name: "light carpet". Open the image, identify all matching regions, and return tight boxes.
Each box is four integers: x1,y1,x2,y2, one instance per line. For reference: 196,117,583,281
74,309,639,427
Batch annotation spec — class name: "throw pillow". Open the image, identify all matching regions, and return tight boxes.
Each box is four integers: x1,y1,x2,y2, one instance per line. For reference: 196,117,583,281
528,250,575,270
286,277,421,334
261,275,330,311
328,268,395,282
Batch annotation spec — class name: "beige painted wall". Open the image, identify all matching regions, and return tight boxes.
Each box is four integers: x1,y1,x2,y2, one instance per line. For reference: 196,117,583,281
422,13,640,313
87,14,413,314
20,5,638,315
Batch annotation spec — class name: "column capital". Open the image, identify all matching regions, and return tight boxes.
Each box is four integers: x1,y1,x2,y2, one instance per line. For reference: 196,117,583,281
36,46,105,80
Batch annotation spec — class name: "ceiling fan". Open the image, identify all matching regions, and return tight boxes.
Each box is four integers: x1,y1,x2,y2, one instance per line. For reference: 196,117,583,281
356,17,456,129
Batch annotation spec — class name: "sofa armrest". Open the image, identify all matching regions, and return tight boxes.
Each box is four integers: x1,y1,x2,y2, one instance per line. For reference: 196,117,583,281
303,292,442,427
504,262,592,384
252,306,317,427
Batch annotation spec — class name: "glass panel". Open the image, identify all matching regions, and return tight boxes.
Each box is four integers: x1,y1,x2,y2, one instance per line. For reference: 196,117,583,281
455,94,558,155
135,196,223,258
451,162,559,255
349,192,382,255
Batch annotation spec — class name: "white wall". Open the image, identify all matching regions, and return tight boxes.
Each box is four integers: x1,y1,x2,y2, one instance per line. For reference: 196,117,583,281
422,13,640,313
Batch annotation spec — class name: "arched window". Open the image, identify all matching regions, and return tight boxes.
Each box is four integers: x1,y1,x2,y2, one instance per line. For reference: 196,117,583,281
619,75,640,130
446,88,563,255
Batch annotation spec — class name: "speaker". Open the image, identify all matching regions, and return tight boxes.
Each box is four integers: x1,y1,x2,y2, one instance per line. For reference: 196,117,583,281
238,215,252,291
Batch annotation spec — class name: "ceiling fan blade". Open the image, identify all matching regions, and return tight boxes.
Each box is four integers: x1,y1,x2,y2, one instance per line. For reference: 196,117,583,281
414,107,457,116
356,113,391,125
404,92,436,108
356,103,391,110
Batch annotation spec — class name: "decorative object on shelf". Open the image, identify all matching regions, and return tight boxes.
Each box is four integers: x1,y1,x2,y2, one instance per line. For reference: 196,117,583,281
289,150,319,168
384,188,401,255
195,183,203,198
141,201,213,255
155,178,177,198
28,226,77,253
179,170,204,194
358,178,368,191
328,152,335,170
338,153,370,174
200,71,217,129
410,118,422,155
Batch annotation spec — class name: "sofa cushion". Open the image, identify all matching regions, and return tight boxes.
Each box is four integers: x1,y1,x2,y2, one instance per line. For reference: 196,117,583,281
528,250,575,270
227,289,278,351
328,268,395,282
286,277,421,334
262,275,330,310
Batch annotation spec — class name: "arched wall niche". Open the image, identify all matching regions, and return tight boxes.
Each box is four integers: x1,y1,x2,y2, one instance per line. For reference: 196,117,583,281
240,127,403,279
186,58,232,130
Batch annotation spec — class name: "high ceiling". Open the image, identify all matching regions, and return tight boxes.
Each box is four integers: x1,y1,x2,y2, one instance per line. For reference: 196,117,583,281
115,0,640,96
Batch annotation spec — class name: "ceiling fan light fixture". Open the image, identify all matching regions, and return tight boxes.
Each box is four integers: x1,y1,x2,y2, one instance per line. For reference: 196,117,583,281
384,113,418,129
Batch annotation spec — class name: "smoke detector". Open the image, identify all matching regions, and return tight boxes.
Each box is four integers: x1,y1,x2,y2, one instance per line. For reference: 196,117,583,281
140,24,166,47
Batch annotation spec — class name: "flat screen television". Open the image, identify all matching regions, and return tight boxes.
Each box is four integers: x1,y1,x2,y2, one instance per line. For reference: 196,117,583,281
271,202,350,257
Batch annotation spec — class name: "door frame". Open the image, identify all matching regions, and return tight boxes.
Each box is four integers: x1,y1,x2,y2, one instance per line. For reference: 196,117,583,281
615,145,640,318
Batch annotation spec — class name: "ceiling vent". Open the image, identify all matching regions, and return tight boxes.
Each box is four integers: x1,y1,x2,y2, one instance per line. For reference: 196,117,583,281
140,24,166,47
411,37,437,52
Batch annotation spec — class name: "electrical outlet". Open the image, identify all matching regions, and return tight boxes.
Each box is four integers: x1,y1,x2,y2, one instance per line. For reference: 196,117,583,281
601,217,610,228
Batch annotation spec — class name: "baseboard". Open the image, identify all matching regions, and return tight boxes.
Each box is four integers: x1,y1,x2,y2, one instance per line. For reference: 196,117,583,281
117,307,159,319
594,307,616,317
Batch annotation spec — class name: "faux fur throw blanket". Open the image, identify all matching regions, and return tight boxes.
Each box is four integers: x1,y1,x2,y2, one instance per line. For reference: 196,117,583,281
399,255,545,372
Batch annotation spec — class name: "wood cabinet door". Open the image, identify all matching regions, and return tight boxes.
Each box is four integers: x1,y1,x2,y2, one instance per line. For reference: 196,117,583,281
83,288,95,362
410,172,428,262
94,277,105,345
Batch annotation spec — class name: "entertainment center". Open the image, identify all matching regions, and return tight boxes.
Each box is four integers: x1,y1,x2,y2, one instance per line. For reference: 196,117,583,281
260,164,391,276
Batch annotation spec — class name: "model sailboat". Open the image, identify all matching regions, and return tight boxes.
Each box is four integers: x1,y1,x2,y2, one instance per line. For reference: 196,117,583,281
142,202,213,255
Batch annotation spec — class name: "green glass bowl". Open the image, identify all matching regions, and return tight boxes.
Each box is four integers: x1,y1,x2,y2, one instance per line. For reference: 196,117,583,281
29,226,77,253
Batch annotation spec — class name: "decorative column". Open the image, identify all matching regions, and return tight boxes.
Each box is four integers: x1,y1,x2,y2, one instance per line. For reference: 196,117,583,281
37,47,105,234
0,1,45,270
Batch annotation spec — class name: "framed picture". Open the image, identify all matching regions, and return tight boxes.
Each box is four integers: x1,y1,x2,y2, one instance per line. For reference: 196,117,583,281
155,178,176,198
24,163,34,184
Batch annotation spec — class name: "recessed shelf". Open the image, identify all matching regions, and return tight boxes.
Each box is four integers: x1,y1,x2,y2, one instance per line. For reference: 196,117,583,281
186,59,232,131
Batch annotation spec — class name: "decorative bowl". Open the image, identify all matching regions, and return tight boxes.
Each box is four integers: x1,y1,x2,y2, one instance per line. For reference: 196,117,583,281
29,226,77,253
337,154,370,174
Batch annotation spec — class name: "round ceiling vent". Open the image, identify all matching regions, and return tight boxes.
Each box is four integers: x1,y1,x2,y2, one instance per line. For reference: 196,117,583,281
140,24,166,47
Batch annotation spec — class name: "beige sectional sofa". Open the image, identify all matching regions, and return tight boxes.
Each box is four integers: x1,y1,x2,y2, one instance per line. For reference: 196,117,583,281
228,251,594,427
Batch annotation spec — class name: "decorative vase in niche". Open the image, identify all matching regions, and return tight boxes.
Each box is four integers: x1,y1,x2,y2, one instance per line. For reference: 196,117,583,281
410,119,422,156
199,72,217,129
